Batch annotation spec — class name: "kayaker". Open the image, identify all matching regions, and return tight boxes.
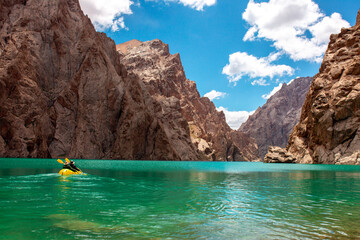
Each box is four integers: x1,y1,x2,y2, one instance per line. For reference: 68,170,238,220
70,160,80,172
63,162,77,172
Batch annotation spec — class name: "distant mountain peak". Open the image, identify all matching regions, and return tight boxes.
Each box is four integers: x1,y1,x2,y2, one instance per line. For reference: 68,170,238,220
119,39,260,161
116,39,142,54
239,77,312,158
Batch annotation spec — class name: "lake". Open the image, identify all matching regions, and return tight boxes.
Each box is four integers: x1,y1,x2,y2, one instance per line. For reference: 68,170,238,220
1,158,360,239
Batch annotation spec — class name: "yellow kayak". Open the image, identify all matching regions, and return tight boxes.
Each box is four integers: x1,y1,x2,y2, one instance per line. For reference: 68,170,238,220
59,169,83,176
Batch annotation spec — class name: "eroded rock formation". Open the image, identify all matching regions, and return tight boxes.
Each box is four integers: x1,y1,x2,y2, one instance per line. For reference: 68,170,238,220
239,77,312,158
264,10,360,165
263,146,296,163
118,40,260,161
0,0,204,160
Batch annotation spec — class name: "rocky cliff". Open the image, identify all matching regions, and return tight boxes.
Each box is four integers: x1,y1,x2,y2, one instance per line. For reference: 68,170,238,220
0,0,205,160
118,40,260,161
239,77,312,158
265,10,360,165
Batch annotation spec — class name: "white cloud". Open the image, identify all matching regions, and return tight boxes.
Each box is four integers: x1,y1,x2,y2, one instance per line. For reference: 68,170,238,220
222,51,294,83
265,51,282,62
262,83,283,99
79,0,216,32
178,0,216,11
204,90,227,101
243,26,258,41
242,0,350,62
309,13,349,44
79,0,133,31
111,17,127,31
217,107,255,129
251,79,269,86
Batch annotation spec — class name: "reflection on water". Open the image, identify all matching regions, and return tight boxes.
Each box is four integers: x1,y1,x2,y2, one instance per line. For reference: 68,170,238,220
0,159,360,239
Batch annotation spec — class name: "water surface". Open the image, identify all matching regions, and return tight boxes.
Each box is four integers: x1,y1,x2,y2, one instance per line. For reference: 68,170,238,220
1,158,360,239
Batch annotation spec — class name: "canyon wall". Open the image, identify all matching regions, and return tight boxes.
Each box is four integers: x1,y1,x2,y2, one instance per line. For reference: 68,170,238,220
0,0,204,160
239,77,312,158
265,10,360,165
0,0,259,161
118,40,260,161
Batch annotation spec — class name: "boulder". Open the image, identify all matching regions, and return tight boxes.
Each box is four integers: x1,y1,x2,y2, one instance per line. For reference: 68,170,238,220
264,146,296,163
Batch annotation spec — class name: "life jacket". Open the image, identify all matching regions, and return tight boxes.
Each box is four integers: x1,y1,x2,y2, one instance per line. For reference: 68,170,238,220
70,163,80,171
63,164,76,172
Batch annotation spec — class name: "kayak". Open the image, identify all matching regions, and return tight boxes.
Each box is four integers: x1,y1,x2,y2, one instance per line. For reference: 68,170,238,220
59,169,83,176
57,158,85,176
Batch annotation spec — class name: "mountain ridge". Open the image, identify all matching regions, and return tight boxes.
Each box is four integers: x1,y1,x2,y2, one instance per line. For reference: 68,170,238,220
117,39,260,161
0,0,202,160
239,77,312,158
0,0,259,161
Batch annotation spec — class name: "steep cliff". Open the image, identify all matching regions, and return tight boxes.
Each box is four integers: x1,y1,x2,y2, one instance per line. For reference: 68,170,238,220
239,77,312,158
265,10,360,165
118,40,260,161
0,0,203,160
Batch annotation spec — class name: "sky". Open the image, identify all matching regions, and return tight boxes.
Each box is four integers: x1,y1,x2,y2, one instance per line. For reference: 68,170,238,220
79,0,359,129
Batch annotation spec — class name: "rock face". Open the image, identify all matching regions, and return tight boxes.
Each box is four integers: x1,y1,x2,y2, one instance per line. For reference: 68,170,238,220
263,146,296,163
265,10,360,165
118,40,260,161
239,77,312,158
0,0,205,160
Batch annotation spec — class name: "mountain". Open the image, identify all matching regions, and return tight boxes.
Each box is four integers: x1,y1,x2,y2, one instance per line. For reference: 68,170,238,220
264,10,360,165
0,0,206,160
239,77,312,158
117,39,260,161
0,0,259,161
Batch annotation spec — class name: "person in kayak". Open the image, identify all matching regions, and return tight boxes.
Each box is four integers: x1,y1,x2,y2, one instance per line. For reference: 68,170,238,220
62,162,77,172
70,160,81,172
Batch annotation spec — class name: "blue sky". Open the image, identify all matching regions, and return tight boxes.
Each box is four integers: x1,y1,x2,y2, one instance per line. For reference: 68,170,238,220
79,0,358,129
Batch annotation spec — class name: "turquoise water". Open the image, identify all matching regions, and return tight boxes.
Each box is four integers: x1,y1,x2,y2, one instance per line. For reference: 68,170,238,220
1,159,360,239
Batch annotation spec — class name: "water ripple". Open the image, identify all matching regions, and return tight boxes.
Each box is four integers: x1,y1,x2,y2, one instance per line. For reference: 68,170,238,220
1,161,360,239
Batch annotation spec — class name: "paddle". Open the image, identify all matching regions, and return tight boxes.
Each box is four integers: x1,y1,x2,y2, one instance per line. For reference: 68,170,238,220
57,158,84,174
57,158,85,174
66,158,81,172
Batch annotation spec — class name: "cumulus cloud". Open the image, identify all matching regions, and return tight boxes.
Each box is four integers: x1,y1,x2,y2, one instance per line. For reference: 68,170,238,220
204,90,227,101
262,83,284,99
309,13,349,44
79,0,133,31
222,51,294,84
217,107,255,129
251,78,269,86
242,0,350,62
178,0,216,11
79,0,216,31
150,0,216,10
